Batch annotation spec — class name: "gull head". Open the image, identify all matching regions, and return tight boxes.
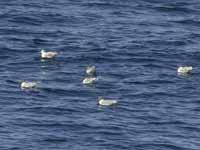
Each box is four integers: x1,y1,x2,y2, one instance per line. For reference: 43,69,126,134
41,49,45,54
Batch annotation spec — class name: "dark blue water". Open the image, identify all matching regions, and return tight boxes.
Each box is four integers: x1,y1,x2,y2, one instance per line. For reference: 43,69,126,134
1,0,200,149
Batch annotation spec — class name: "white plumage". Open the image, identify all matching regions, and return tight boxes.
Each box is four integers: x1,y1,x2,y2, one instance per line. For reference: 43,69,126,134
98,97,118,106
82,77,97,85
21,81,37,89
177,66,192,74
86,66,96,76
41,49,58,59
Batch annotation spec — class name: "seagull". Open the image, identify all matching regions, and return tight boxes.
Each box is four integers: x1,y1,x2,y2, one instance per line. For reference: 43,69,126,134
98,97,118,106
86,66,96,76
82,77,97,85
177,66,192,74
21,81,37,89
41,49,58,59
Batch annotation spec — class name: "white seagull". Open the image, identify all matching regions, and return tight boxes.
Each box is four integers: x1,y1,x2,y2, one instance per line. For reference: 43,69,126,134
98,97,118,106
177,66,192,74
21,81,37,89
41,49,58,59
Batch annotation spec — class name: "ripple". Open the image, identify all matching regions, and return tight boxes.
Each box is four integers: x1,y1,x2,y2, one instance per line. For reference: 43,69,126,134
0,0,200,150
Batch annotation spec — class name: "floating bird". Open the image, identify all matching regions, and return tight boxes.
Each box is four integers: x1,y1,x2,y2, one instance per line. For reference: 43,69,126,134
82,77,97,85
41,49,58,59
86,66,96,76
21,81,37,89
98,97,118,106
177,66,192,74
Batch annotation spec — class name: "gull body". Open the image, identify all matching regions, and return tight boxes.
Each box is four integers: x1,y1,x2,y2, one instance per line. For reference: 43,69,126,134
21,81,37,89
98,97,118,106
82,77,97,85
41,49,58,59
86,66,96,76
177,66,192,74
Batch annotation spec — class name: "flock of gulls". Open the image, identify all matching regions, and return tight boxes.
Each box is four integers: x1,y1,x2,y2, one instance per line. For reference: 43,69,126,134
20,49,193,106
20,49,117,106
